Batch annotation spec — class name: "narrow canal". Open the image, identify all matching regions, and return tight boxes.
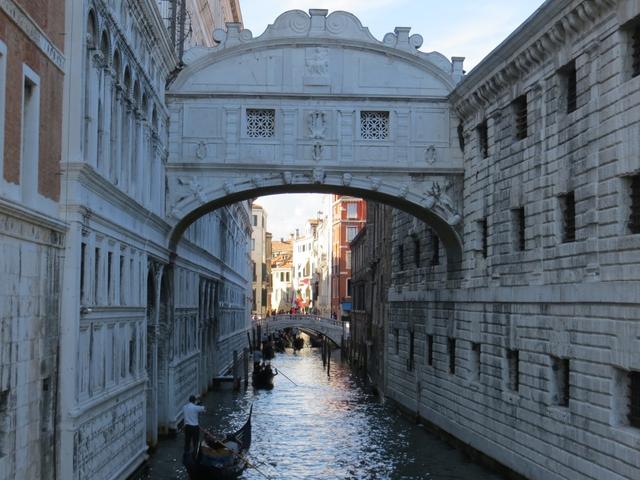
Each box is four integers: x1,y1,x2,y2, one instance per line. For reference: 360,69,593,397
143,346,506,480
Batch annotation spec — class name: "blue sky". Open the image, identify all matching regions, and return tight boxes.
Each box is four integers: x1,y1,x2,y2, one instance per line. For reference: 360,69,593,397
246,0,546,239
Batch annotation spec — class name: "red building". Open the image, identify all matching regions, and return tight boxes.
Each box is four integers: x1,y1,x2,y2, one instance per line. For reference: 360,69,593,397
330,195,366,320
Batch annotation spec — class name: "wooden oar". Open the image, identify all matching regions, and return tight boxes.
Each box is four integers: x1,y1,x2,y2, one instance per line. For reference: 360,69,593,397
273,367,298,386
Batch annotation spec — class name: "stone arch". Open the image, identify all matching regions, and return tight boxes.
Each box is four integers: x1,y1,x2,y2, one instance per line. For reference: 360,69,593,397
86,9,98,49
99,29,110,63
168,181,462,272
133,79,141,107
113,48,121,81
123,65,132,97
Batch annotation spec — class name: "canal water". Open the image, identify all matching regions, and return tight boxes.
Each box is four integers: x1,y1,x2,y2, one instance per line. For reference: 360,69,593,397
143,347,505,480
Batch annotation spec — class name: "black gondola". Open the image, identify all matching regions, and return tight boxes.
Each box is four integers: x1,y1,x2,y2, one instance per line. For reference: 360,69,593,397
252,364,277,390
183,405,252,480
293,336,304,351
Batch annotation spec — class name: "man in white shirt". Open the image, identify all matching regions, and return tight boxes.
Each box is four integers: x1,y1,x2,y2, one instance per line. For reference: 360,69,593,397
183,395,205,455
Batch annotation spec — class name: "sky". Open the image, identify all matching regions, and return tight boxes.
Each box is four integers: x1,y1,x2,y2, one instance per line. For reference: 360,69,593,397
245,0,546,239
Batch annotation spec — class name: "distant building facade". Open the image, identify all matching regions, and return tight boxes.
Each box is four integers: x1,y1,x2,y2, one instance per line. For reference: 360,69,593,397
0,1,66,479
312,199,333,316
331,195,366,320
270,238,293,312
251,204,271,316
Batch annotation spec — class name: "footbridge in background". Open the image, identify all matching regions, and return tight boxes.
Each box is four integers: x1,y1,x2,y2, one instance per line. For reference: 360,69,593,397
257,314,349,346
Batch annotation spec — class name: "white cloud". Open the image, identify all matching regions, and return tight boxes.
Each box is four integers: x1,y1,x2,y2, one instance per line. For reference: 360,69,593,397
257,194,330,240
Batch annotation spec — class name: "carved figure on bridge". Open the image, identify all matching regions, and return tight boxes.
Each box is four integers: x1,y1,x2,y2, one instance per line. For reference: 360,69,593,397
308,111,327,139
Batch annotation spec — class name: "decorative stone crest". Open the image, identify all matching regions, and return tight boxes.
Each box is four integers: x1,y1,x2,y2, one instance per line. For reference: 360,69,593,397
251,176,264,188
304,47,329,85
398,184,409,199
342,173,352,186
308,111,327,139
312,142,323,161
282,171,293,184
178,176,206,204
222,181,234,195
369,177,381,191
425,145,437,164
312,168,325,184
195,141,208,159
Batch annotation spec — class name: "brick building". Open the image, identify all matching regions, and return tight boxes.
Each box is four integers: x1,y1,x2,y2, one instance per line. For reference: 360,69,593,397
330,195,366,320
0,2,66,479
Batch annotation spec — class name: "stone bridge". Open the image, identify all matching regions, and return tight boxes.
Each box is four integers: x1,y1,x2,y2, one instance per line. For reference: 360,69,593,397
257,314,349,346
165,8,466,272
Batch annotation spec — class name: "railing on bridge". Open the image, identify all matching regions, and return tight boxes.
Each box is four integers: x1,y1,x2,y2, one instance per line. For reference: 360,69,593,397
255,314,350,345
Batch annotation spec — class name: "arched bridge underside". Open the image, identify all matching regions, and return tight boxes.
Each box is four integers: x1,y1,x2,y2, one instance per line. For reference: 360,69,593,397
166,9,466,269
258,314,348,346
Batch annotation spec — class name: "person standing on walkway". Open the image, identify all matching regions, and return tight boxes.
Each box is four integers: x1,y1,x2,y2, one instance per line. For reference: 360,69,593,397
183,395,205,455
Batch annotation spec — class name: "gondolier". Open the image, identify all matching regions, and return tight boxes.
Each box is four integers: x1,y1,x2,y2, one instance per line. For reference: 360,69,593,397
183,395,205,455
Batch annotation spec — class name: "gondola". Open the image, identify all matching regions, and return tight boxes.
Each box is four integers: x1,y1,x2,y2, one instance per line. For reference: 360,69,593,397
252,364,277,390
183,406,252,480
293,336,304,351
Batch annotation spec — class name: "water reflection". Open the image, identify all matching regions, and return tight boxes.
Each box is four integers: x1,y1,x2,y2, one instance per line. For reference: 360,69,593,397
144,347,504,480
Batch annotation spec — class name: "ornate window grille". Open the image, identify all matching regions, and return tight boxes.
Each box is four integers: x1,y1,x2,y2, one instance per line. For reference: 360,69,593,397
360,111,389,140
628,174,640,234
513,95,528,140
246,109,275,138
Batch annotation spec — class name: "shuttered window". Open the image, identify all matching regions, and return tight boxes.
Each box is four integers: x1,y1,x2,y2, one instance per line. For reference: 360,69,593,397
477,120,489,158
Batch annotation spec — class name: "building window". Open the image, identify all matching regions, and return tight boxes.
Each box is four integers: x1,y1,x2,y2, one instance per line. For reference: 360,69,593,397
119,255,125,305
513,95,527,140
246,108,275,138
94,247,101,304
107,252,113,304
480,218,488,258
627,174,640,234
0,389,8,457
507,349,519,392
560,191,576,243
346,278,352,297
346,250,352,268
551,357,570,407
360,111,389,140
346,203,358,219
457,122,465,152
0,41,7,180
448,338,456,374
286,272,290,282
561,60,577,113
346,226,358,242
252,214,257,226
427,335,434,366
413,237,420,268
629,371,640,428
80,243,87,303
21,65,40,203
512,206,526,251
431,233,440,266
394,328,399,354
477,120,488,158
629,22,640,78
398,244,404,270
472,343,481,381
408,330,415,371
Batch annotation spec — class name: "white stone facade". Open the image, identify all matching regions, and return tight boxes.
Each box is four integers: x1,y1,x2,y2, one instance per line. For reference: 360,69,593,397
251,204,270,316
383,1,640,480
58,1,252,479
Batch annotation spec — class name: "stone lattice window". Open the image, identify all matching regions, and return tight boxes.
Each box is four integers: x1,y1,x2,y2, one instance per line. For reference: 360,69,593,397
360,111,389,140
472,343,481,381
513,95,528,140
477,120,489,158
427,335,434,366
480,218,489,258
246,108,275,138
394,328,399,354
628,174,640,234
